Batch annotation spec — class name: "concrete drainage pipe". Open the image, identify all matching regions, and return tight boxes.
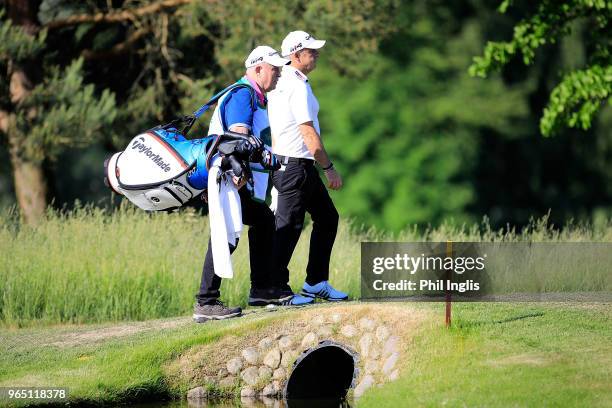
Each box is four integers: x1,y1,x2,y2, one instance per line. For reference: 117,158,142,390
285,340,358,402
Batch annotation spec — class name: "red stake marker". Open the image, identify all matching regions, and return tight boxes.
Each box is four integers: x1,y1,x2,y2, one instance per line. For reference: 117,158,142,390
445,240,452,328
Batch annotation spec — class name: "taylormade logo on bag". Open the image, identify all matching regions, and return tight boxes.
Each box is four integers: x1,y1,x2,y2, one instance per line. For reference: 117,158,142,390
131,138,171,172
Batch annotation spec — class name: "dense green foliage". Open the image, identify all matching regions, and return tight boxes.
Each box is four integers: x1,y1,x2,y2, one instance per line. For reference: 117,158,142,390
470,0,612,136
17,58,116,160
315,4,530,228
0,10,46,60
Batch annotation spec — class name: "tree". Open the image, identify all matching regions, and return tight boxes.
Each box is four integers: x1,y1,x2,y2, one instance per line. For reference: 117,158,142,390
0,1,116,224
470,0,611,136
0,0,204,224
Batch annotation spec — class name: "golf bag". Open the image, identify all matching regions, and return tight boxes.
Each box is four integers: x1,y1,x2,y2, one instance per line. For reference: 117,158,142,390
104,84,278,211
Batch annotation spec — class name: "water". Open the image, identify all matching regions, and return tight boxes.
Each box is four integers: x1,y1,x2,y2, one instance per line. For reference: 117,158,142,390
131,397,352,408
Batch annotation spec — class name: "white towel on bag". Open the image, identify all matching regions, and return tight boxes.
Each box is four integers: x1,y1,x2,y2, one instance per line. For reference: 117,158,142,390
207,155,242,279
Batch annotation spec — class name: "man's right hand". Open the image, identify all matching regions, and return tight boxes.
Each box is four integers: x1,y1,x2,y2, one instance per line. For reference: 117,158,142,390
325,167,343,190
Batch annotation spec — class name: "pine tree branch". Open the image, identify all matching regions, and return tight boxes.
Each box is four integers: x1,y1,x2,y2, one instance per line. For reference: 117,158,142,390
81,28,150,60
45,0,192,29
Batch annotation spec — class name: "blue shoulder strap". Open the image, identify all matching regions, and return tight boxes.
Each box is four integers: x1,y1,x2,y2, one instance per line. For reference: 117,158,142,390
193,82,256,119
157,82,256,136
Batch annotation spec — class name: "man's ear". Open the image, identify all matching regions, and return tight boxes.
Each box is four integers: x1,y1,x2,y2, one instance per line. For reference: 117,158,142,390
255,65,263,75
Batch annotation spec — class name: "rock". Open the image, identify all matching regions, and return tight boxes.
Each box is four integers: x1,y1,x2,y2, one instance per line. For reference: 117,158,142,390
312,315,325,326
273,367,286,380
227,357,243,375
376,325,390,341
240,386,256,398
278,335,293,351
383,336,400,357
359,333,374,358
263,348,281,369
301,332,318,348
217,367,229,378
340,324,358,338
358,317,376,331
317,325,333,338
187,386,207,400
261,382,278,397
388,369,400,381
258,336,274,351
219,376,236,388
281,350,298,368
240,366,260,386
259,366,273,380
330,313,342,323
242,347,260,365
354,375,375,398
365,360,379,373
382,352,399,375
272,380,282,391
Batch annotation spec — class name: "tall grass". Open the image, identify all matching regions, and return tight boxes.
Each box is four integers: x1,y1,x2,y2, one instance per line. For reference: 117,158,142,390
0,205,610,326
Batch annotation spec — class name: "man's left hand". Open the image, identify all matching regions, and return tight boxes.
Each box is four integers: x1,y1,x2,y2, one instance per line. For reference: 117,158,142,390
232,175,247,189
325,168,343,190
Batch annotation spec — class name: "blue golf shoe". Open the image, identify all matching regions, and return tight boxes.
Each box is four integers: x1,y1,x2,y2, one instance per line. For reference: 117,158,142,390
301,281,349,301
281,294,315,306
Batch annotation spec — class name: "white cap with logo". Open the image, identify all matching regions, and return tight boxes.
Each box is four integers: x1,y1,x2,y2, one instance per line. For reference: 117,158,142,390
245,45,290,68
281,31,326,57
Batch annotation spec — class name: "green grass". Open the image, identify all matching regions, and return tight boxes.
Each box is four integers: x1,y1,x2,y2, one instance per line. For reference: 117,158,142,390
0,205,611,326
0,204,364,326
0,303,609,407
360,302,612,408
0,311,292,406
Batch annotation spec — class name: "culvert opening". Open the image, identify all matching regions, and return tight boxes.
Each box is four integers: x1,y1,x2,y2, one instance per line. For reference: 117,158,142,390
285,341,357,400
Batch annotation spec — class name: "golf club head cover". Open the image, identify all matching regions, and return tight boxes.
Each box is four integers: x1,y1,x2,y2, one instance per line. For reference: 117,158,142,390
218,139,252,158
221,154,246,178
260,149,280,171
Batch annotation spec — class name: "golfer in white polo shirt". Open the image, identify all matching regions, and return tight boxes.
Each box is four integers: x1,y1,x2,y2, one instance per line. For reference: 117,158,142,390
268,30,348,302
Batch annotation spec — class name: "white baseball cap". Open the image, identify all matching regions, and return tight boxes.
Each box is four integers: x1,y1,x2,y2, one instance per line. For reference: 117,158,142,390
245,45,290,68
281,31,326,57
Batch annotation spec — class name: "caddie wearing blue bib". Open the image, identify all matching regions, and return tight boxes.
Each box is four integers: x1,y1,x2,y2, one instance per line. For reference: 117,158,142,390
193,46,301,322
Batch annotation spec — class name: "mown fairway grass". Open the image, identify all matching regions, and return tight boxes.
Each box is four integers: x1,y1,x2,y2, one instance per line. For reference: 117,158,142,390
0,302,610,407
359,302,611,408
1,205,610,327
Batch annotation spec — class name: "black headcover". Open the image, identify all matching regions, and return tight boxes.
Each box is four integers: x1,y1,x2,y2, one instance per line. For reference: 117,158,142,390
205,131,279,189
